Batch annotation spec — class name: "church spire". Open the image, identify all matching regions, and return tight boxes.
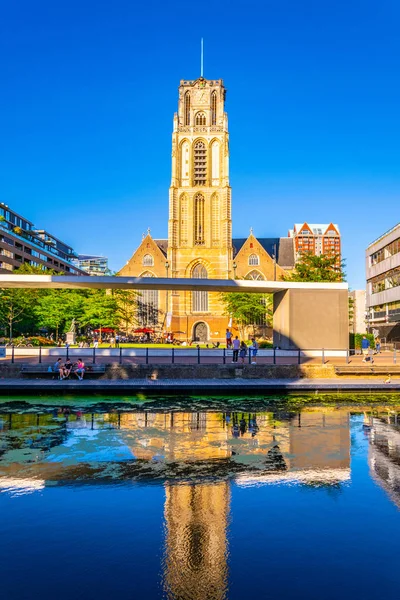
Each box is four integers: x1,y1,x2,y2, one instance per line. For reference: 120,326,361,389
200,38,204,77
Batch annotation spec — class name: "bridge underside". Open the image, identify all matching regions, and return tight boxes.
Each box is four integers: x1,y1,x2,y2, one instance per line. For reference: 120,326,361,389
0,276,349,350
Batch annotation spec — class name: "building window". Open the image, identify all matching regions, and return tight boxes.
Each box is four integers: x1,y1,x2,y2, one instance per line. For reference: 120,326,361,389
180,193,188,245
137,271,159,326
193,140,207,186
184,92,190,126
246,270,264,280
195,112,206,126
211,91,217,125
192,264,208,312
143,254,154,267
194,193,205,245
248,254,259,266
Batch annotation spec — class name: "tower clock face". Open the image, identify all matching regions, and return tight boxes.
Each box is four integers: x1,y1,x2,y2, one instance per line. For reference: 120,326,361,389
194,90,208,104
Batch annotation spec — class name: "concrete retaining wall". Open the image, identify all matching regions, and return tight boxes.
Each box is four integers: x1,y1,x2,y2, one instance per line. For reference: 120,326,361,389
0,363,336,380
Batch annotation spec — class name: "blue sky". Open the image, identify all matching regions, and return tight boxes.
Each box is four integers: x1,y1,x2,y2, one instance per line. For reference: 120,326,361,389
1,0,399,288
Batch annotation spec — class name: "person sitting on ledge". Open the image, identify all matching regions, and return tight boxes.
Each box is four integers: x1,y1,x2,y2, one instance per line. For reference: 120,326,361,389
53,358,63,379
74,358,85,381
62,358,73,379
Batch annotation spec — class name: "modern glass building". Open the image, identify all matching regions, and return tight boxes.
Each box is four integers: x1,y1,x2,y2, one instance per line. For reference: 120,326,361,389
0,202,85,275
71,254,109,276
366,223,400,341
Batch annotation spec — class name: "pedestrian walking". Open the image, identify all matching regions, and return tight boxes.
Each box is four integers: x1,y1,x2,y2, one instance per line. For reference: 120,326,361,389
239,341,247,364
115,334,120,348
232,336,240,362
375,337,381,354
361,336,373,363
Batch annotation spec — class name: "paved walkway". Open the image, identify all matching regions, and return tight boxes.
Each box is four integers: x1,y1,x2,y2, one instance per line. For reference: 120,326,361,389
0,378,399,394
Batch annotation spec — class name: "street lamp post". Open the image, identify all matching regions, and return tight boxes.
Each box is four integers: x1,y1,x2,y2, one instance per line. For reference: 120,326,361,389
272,243,277,281
233,261,237,279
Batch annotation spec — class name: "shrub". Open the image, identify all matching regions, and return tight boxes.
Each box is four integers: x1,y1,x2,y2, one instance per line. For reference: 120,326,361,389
258,340,273,349
28,336,55,347
350,333,375,350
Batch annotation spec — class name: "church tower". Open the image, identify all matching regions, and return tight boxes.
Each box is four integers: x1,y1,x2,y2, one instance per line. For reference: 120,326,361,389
168,76,233,341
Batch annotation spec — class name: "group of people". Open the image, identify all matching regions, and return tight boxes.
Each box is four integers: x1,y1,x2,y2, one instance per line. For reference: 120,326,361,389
53,358,85,380
226,329,259,364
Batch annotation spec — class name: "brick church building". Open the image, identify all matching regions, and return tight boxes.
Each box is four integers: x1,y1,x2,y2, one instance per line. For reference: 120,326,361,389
119,75,295,342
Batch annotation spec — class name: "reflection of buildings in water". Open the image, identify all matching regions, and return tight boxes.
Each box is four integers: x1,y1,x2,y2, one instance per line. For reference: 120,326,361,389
366,412,400,509
0,409,351,485
163,483,229,600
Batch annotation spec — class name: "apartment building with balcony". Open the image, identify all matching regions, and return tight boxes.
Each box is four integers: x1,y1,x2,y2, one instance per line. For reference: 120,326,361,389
288,223,341,263
0,202,85,275
366,223,400,341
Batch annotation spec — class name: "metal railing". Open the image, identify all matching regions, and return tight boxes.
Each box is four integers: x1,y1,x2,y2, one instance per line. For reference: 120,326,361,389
4,346,398,366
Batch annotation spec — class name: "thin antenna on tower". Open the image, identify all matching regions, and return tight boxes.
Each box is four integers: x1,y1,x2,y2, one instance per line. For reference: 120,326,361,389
200,38,204,77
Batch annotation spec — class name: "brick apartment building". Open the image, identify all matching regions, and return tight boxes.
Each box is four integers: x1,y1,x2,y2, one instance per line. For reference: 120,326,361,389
288,223,341,263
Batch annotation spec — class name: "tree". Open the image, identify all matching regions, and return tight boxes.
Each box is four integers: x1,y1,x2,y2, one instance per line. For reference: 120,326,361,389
80,290,119,336
114,290,138,334
283,253,345,282
34,290,84,339
0,289,30,339
220,292,272,339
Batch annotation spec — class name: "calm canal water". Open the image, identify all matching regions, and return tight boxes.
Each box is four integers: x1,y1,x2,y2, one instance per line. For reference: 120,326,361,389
1,397,400,600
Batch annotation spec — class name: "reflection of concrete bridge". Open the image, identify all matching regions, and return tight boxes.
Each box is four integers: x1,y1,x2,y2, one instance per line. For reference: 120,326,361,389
0,275,348,350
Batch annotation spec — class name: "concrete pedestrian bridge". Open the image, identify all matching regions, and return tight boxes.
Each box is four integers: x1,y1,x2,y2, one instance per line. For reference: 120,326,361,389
0,275,349,350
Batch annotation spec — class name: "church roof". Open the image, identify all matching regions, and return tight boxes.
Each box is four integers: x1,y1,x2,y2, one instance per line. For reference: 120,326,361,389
152,237,295,268
232,237,295,268
154,239,168,256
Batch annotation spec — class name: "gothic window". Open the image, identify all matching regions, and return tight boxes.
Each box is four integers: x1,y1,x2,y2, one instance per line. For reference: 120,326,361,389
211,193,220,244
195,112,206,126
194,193,205,245
192,264,208,312
211,91,217,125
184,92,190,126
181,141,189,182
246,270,264,280
248,254,259,266
211,140,220,182
143,254,154,267
180,193,188,245
137,271,159,326
193,141,207,186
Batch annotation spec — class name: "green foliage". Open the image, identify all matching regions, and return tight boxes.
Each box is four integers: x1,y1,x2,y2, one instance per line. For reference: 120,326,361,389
79,290,119,329
350,333,375,349
284,253,345,282
220,292,272,337
258,340,273,348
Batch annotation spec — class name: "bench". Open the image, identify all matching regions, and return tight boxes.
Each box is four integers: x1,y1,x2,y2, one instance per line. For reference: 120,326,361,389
21,364,106,378
335,365,400,376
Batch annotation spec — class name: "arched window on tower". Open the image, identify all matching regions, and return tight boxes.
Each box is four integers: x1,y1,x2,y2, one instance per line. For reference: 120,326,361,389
193,141,207,186
184,92,191,126
248,254,259,266
211,91,217,125
194,193,205,245
195,112,206,126
192,264,208,312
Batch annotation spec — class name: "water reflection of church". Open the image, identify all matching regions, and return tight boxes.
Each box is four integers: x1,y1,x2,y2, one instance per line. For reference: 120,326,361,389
0,408,351,599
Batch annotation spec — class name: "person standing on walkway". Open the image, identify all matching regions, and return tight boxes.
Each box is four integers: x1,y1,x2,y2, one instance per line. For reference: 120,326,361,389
250,338,259,364
115,334,120,348
239,341,247,364
375,337,381,354
232,336,240,363
361,336,373,363
226,328,232,349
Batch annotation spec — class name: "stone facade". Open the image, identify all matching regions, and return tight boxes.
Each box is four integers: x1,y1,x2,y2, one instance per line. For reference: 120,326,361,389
119,76,295,342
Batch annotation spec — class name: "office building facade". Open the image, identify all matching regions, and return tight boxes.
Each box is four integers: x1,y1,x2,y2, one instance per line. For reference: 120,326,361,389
366,223,400,341
71,254,109,276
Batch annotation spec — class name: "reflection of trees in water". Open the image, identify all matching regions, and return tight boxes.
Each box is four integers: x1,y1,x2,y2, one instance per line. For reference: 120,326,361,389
0,413,68,460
